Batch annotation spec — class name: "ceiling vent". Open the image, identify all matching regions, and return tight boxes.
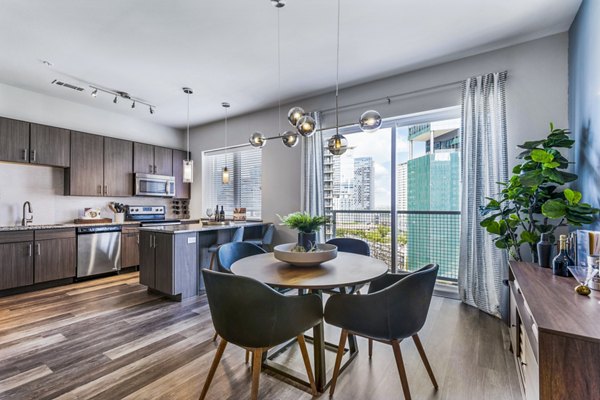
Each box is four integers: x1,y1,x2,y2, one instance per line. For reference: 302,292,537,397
51,79,85,92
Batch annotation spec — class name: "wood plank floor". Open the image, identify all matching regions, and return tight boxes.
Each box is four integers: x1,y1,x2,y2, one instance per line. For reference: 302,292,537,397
0,272,522,400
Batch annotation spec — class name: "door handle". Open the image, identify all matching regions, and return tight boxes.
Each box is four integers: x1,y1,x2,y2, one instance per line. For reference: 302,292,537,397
36,243,41,256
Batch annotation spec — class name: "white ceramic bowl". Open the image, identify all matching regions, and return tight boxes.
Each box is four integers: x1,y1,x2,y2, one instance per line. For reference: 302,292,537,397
274,243,338,267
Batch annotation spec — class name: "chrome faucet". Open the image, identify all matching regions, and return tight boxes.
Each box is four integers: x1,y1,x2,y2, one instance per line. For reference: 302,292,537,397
22,201,33,226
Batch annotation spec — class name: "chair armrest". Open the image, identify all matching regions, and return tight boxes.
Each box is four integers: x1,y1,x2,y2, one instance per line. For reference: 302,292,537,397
368,272,411,294
324,292,390,338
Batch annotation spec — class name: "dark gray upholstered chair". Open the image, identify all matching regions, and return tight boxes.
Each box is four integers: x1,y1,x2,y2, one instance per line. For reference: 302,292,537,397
244,223,276,251
325,237,371,294
200,269,322,400
216,242,266,273
324,264,439,399
208,226,244,270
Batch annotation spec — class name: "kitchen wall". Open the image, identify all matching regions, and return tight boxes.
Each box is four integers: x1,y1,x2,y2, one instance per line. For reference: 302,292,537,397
569,0,600,230
189,33,569,243
0,82,185,226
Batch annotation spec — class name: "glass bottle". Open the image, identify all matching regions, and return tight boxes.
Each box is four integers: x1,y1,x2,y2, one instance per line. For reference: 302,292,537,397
214,205,219,221
219,206,225,221
552,235,573,277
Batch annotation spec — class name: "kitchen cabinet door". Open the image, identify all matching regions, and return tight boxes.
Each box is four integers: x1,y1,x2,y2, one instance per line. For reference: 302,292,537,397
154,147,173,176
104,137,133,196
121,232,140,268
134,142,154,174
139,231,156,288
67,131,104,196
172,149,191,199
0,241,34,290
29,123,70,167
154,233,174,295
0,117,30,163
34,237,76,283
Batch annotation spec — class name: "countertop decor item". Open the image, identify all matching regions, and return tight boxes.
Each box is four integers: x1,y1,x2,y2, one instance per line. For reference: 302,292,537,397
567,266,598,296
83,208,102,220
537,233,553,268
274,243,337,267
108,202,126,223
480,123,599,263
278,212,328,251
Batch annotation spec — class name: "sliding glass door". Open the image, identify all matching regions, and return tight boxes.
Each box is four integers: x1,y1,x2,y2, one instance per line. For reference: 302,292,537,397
323,106,461,285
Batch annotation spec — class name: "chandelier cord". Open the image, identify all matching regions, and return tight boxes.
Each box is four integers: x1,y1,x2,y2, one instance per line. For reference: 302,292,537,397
335,0,341,136
186,92,190,161
277,8,282,134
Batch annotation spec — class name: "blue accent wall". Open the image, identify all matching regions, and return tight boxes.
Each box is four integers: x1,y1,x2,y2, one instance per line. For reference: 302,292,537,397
570,0,600,230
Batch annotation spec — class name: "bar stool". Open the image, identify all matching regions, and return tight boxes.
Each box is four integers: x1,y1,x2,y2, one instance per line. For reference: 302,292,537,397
243,223,275,252
208,226,244,271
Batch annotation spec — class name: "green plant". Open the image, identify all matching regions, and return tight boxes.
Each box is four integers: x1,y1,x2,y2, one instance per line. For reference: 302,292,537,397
480,123,599,261
278,212,328,233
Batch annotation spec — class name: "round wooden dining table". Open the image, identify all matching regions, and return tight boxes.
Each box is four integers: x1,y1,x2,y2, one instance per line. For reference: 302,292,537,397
231,251,388,393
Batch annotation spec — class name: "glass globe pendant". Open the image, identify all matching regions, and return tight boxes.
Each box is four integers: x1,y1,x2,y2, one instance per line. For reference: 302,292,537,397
296,115,316,137
359,110,383,132
327,134,348,155
249,131,266,148
287,107,305,127
281,130,299,147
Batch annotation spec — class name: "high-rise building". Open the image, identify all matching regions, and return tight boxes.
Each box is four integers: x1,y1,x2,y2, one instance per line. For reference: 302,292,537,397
352,157,373,210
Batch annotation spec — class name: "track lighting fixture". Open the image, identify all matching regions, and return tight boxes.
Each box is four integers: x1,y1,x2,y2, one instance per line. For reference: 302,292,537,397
88,85,156,115
131,101,136,109
149,106,154,114
113,96,118,104
91,89,98,97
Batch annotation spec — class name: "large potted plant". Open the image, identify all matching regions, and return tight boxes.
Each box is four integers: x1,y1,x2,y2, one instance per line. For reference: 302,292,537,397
279,212,328,251
480,123,599,262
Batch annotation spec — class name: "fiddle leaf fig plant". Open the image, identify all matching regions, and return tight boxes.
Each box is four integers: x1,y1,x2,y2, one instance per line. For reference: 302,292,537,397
480,123,599,262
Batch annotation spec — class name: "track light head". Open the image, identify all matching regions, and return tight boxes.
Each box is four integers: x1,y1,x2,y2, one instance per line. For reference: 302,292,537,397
91,89,98,97
113,96,118,104
131,101,136,109
149,106,154,114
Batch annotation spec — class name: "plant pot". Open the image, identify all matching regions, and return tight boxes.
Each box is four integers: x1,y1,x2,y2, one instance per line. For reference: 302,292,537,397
298,231,317,251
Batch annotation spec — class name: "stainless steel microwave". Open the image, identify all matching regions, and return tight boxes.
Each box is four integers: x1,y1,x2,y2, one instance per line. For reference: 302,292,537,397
135,173,176,197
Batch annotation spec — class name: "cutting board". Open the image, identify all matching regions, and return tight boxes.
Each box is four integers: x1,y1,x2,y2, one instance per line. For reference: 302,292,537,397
73,218,113,224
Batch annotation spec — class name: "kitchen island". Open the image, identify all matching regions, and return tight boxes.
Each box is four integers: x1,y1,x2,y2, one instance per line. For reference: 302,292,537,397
138,221,270,300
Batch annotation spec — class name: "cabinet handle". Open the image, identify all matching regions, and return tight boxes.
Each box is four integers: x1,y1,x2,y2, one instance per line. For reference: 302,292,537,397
22,149,28,161
36,243,41,256
27,243,32,257
520,361,527,367
153,235,157,248
104,185,108,196
153,165,157,174
97,185,102,195
149,164,153,173
30,149,37,162
136,234,140,244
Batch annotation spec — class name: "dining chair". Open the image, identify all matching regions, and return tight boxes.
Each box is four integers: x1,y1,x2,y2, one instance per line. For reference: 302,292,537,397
325,237,371,294
244,223,275,251
324,264,439,400
200,269,321,400
216,241,266,273
208,226,244,270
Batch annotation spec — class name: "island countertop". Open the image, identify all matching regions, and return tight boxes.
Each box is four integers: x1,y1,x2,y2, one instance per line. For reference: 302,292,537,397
139,221,267,234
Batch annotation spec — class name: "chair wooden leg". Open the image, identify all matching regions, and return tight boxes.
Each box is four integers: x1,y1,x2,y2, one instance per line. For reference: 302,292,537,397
250,348,264,400
368,338,373,358
329,329,348,398
199,338,227,400
212,331,218,342
297,334,317,396
391,339,411,400
245,349,250,364
412,334,438,389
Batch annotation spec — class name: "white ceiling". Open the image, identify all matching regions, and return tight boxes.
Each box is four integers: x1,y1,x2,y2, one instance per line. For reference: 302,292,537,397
0,0,581,128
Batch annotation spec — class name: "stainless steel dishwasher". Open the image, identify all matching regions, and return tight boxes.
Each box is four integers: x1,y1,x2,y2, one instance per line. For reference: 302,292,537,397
77,225,122,278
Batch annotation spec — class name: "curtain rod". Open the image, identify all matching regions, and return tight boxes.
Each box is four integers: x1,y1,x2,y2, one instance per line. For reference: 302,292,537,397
318,80,463,115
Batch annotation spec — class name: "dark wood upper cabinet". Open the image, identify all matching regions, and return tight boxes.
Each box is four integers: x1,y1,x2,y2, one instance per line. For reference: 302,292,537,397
0,117,30,163
154,146,173,176
29,124,70,167
134,142,155,174
66,131,104,196
104,137,133,197
172,149,191,199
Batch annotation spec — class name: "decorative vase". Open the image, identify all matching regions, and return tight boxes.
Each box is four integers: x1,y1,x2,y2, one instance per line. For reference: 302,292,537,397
114,212,125,224
537,233,553,268
298,231,317,251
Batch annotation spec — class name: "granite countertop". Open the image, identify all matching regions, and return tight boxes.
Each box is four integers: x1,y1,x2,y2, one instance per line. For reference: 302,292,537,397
0,221,142,232
139,221,266,234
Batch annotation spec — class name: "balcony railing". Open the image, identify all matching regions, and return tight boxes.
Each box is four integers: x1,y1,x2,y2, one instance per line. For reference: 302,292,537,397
327,210,461,282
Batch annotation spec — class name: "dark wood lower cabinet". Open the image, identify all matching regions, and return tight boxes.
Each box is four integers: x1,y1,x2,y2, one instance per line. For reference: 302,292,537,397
121,232,140,268
0,241,34,290
34,237,76,283
139,231,155,288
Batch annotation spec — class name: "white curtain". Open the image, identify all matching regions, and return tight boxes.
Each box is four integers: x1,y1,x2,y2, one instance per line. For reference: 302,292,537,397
301,112,325,241
459,71,508,318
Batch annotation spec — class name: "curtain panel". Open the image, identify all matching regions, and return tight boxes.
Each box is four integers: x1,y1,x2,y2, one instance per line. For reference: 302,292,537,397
301,112,325,241
459,71,508,318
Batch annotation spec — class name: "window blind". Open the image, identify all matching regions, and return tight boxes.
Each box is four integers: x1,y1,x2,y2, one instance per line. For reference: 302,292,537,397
202,146,262,218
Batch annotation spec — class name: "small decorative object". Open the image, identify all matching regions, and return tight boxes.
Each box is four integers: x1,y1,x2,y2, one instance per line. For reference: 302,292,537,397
278,211,328,251
83,208,102,220
359,110,383,133
480,123,599,262
274,242,337,267
537,233,553,268
233,208,247,221
567,266,598,296
108,202,126,223
552,235,574,277
172,199,190,219
206,208,214,220
296,115,316,137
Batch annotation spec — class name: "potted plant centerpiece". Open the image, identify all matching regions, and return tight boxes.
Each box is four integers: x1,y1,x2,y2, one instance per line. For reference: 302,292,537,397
279,212,328,251
480,123,599,264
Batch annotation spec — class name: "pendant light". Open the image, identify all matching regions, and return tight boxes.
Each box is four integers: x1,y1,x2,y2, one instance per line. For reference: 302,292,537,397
182,87,194,183
222,102,231,184
328,0,348,155
359,109,383,132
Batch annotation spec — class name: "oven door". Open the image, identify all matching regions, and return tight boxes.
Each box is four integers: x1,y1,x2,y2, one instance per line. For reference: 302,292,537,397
135,173,176,197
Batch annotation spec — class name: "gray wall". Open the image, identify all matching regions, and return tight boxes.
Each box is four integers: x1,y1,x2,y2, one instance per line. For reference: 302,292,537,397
0,82,185,225
190,33,569,244
570,0,600,230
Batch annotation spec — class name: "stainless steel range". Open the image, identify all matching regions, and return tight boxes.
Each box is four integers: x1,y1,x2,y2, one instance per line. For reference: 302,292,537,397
126,205,181,227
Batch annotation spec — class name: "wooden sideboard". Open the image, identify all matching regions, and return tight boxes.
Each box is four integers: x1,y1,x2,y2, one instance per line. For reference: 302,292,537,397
509,261,600,400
